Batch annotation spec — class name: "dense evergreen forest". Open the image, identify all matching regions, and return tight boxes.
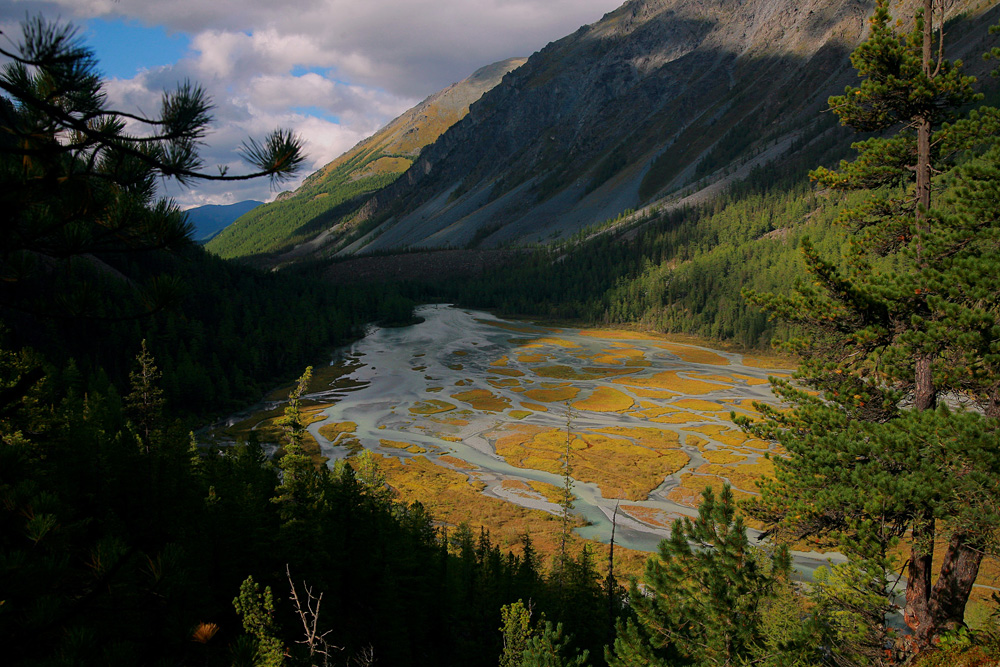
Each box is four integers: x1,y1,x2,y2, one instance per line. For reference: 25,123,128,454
4,4,1000,667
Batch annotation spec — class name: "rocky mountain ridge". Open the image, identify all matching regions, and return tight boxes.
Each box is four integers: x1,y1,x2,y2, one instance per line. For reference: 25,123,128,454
331,0,998,255
206,57,526,260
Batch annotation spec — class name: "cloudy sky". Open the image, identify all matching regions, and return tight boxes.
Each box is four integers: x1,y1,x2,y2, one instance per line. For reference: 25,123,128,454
1,0,623,208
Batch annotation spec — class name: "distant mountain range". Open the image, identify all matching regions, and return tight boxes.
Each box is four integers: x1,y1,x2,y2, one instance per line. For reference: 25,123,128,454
210,0,1000,264
206,57,527,261
185,200,263,243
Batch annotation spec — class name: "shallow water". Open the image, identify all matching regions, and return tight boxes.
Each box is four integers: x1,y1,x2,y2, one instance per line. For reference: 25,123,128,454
307,304,843,575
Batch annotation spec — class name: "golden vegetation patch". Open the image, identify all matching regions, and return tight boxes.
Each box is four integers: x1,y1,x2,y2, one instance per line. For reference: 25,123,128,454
447,364,464,371
578,329,663,341
379,439,428,454
629,387,679,399
488,378,521,388
702,449,749,464
650,413,706,425
591,347,650,366
509,410,532,420
684,424,761,449
572,387,635,413
409,399,457,415
490,356,509,367
621,505,677,528
438,454,477,470
696,459,775,493
595,426,681,451
612,371,729,394
529,336,580,349
318,421,357,441
523,387,580,403
451,389,511,412
493,425,689,501
373,453,587,562
533,365,599,381
517,353,549,363
740,352,797,369
520,402,548,413
668,473,754,508
654,342,730,366
671,398,725,412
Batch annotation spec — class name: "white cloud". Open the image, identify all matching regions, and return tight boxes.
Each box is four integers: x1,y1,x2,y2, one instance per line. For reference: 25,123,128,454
5,0,624,206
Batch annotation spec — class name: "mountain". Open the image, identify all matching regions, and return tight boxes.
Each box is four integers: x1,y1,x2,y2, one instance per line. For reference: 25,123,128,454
321,0,997,255
206,57,527,261
184,200,263,243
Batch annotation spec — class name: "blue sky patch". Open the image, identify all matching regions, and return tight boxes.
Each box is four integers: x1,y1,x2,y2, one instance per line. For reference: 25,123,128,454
84,18,190,79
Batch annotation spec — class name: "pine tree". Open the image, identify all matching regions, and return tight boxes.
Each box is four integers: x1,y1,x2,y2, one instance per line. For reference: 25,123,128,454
125,339,164,452
742,0,1000,651
607,486,794,666
0,16,304,319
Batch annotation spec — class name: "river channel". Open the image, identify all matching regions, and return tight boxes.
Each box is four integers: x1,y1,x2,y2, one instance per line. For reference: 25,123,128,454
300,304,842,577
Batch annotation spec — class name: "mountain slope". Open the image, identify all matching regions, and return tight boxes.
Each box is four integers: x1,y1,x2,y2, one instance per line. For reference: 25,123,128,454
206,57,526,261
184,200,263,243
327,0,997,254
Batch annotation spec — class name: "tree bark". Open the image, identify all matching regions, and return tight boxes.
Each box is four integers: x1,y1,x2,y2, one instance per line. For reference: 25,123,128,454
927,534,985,636
903,512,935,643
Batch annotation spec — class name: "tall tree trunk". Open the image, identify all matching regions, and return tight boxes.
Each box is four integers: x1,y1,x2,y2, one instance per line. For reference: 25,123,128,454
904,511,936,644
928,534,985,636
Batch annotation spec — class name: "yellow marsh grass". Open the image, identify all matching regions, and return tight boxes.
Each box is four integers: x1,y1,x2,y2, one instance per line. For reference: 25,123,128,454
649,413,706,425
509,410,532,420
374,453,586,560
523,387,580,402
572,387,634,413
409,399,457,415
380,439,428,454
591,347,650,367
490,356,509,367
697,460,775,493
429,417,470,427
529,336,580,349
621,505,675,528
521,402,548,412
533,365,602,381
685,424,768,449
654,342,729,366
629,405,677,419
741,352,797,369
452,350,468,357
318,421,357,441
671,398,725,412
517,353,550,363
628,387,679,399
438,454,477,470
594,426,680,451
697,372,769,387
494,424,689,501
702,449,749,464
488,378,521,388
427,387,443,393
578,329,663,341
668,473,755,508
451,389,511,412
612,371,728,394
